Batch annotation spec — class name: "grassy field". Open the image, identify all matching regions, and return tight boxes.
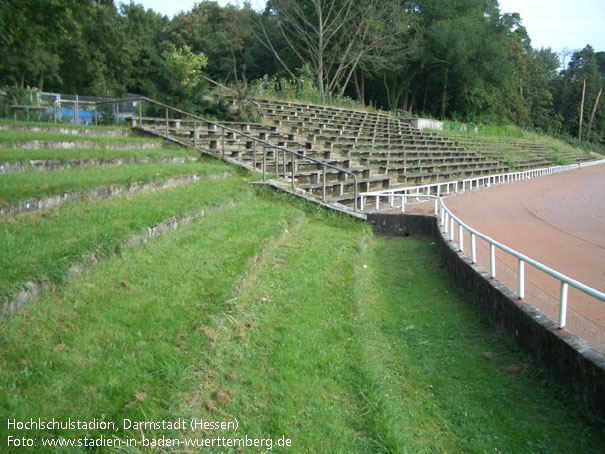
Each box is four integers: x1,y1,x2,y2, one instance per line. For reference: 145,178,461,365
0,130,157,147
1,186,603,453
1,121,603,453
0,146,198,164
434,123,595,168
0,160,231,202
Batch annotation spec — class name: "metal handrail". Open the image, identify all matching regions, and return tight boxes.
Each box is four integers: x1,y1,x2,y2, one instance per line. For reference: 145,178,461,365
93,96,359,211
370,192,605,330
437,196,605,329
359,159,605,213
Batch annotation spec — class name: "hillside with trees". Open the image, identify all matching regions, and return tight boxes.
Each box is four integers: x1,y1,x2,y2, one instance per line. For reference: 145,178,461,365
1,0,603,146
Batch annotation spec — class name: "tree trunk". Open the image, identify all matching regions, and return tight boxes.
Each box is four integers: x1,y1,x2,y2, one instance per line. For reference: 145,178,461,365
441,67,449,120
383,72,392,110
360,70,365,103
353,69,361,101
587,87,603,142
578,78,586,140
422,76,429,114
38,73,44,92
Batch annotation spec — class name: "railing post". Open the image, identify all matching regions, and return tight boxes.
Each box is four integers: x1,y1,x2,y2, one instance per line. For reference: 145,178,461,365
322,164,326,201
490,244,496,278
449,217,454,241
434,198,438,216
138,102,142,127
559,282,568,329
471,233,477,264
115,102,119,126
401,195,405,213
222,127,225,157
275,149,280,179
360,195,365,212
165,107,169,135
75,95,79,125
252,140,257,170
94,103,98,126
291,152,295,190
263,146,267,182
458,224,464,251
193,121,197,148
518,259,525,299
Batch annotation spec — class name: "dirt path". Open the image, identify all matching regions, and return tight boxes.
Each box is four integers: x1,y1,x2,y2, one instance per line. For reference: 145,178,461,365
434,165,605,352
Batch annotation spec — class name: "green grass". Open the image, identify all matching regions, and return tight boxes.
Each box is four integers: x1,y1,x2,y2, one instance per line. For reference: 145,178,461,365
435,123,593,166
0,130,157,147
0,119,125,131
0,145,197,163
0,173,252,300
0,187,602,453
353,236,603,453
178,197,604,453
0,195,305,453
0,159,231,203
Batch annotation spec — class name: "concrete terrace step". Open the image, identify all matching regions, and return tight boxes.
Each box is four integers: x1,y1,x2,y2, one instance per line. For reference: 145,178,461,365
0,123,131,137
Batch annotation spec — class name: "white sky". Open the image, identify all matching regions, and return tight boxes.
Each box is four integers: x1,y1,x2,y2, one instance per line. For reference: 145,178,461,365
128,0,605,54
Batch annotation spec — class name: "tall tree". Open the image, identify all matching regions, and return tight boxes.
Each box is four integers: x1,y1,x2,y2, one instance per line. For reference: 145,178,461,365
258,0,412,95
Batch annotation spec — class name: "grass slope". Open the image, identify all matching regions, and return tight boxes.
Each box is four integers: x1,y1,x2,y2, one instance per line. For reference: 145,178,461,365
0,130,156,147
0,172,251,300
0,195,305,453
0,188,602,453
0,159,231,203
0,146,197,163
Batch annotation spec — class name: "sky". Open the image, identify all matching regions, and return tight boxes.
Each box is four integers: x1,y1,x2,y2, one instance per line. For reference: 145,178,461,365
129,0,605,54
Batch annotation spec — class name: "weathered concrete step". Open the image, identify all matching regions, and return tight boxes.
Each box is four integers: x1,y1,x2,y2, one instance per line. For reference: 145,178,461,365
0,124,131,137
0,139,163,150
0,173,231,216
298,175,391,197
0,156,198,174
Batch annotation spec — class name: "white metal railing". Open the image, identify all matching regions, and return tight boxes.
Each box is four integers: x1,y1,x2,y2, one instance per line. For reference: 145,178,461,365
360,160,605,213
436,195,605,329
360,159,605,328
371,191,605,329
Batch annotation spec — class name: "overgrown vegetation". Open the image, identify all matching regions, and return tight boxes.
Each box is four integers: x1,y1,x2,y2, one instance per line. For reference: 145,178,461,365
1,186,602,453
1,1,603,146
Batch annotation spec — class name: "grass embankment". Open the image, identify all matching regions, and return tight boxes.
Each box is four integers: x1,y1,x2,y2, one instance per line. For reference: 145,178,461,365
1,188,601,453
435,123,594,167
0,130,159,147
0,172,251,300
0,119,125,131
0,145,198,164
0,159,231,202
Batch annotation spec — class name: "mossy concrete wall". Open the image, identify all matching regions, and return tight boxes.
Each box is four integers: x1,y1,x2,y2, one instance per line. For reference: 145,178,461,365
367,213,605,418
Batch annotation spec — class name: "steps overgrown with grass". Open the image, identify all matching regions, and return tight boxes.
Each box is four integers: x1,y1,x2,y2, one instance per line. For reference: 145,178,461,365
0,120,603,453
0,130,160,148
0,173,252,303
0,159,231,204
188,201,604,453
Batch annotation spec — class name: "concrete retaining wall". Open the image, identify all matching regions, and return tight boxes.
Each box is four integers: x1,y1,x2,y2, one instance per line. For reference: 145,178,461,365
410,118,444,131
367,213,605,418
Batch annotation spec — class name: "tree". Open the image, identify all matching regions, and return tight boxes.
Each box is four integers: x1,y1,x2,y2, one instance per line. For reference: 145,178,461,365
559,46,600,140
160,43,208,111
258,0,412,95
120,2,169,98
0,0,80,90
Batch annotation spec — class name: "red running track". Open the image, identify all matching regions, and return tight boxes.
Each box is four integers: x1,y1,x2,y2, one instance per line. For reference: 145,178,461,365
440,164,605,352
